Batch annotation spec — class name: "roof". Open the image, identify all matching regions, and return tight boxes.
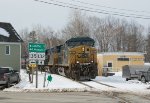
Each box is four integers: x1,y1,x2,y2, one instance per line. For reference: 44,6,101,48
65,36,94,44
98,52,145,56
0,22,23,42
65,36,95,47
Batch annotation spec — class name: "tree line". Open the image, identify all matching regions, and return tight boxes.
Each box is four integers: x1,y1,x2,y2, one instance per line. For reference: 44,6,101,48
20,11,150,62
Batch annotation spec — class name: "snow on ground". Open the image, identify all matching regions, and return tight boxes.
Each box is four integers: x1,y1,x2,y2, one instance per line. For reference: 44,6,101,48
4,69,150,95
4,69,88,92
93,72,150,95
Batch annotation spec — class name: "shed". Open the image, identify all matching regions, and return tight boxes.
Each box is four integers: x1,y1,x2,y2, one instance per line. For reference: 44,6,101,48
97,52,145,76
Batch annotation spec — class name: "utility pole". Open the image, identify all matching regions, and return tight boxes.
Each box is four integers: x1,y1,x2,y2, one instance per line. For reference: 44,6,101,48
28,31,45,88
29,31,38,88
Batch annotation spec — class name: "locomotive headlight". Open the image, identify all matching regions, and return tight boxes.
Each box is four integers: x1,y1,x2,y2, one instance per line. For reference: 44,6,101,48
76,61,79,63
82,47,85,51
70,51,76,54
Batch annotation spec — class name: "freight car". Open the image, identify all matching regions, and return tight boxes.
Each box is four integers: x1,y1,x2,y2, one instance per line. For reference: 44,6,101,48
44,37,98,80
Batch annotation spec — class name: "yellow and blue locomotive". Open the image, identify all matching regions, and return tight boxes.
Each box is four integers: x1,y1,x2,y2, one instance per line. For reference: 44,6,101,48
45,37,97,80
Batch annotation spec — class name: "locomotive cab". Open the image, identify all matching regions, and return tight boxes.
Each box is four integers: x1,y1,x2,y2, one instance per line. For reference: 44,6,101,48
65,37,98,80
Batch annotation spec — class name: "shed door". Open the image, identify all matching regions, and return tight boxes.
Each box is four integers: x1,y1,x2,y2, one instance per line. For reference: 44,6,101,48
107,62,113,71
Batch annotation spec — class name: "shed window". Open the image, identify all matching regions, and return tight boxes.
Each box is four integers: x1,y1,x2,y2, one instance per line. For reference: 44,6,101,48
5,45,10,55
118,58,129,61
108,62,112,67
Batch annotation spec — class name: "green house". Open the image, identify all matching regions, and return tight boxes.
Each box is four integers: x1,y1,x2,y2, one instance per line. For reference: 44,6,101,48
0,22,23,71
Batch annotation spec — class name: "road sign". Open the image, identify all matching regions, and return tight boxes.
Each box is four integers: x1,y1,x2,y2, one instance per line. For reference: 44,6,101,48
47,75,52,82
37,53,45,60
29,43,45,53
29,52,37,60
29,53,45,60
28,43,45,60
38,60,44,65
29,60,37,68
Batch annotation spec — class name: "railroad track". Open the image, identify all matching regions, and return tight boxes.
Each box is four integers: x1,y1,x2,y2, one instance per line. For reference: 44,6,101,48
50,73,117,89
91,80,116,88
47,74,150,102
78,81,132,103
78,80,116,89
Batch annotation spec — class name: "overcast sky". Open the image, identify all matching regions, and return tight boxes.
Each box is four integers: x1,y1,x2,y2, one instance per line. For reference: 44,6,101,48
0,0,150,32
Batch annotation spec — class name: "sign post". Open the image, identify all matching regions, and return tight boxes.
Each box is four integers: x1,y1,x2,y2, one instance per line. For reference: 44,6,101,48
43,71,46,87
36,67,38,88
28,42,45,88
31,67,34,83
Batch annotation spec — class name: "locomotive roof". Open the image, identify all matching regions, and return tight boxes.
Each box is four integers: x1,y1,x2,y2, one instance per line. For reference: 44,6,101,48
46,45,63,53
65,37,94,44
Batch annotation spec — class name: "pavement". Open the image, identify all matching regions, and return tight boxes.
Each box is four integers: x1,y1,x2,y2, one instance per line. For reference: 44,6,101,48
0,91,150,103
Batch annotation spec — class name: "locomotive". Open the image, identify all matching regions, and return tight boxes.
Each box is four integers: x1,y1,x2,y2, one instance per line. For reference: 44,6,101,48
44,36,97,80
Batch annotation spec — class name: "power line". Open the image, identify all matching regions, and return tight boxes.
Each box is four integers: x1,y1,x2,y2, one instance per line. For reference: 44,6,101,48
71,0,150,14
47,0,150,18
34,0,150,19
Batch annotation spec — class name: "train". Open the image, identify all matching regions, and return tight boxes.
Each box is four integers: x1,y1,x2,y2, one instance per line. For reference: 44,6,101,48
44,36,98,80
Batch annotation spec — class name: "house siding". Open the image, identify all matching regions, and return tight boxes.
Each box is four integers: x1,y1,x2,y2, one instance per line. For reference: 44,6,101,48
0,43,21,71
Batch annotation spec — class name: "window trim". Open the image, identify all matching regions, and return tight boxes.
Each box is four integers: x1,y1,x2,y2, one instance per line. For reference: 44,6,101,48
107,61,113,67
5,45,10,55
117,57,129,61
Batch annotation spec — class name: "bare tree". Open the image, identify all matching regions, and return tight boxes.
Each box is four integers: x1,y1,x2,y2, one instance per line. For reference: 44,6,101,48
62,10,89,40
19,12,146,58
145,26,150,62
88,16,122,52
19,28,30,58
30,24,63,48
125,21,144,52
88,16,145,53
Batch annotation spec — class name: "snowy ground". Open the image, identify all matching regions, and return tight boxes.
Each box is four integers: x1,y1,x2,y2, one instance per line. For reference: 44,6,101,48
4,69,88,92
93,72,150,95
3,68,150,95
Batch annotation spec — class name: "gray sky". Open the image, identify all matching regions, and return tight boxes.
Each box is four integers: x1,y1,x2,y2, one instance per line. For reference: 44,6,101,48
0,0,150,32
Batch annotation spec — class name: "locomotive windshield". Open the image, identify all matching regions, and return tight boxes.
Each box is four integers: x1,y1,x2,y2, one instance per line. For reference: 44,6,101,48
65,37,95,47
67,41,94,47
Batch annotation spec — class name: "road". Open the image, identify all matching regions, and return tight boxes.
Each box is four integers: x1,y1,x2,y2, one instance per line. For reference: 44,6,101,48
0,91,150,103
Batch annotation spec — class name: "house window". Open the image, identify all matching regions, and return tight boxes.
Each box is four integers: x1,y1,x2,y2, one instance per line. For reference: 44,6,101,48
5,45,10,55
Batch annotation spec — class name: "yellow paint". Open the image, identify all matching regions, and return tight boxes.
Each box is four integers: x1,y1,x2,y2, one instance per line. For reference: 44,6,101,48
29,64,37,68
69,45,97,65
97,52,144,76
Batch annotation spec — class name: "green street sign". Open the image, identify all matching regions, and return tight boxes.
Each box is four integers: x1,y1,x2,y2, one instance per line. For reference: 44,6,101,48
29,43,45,53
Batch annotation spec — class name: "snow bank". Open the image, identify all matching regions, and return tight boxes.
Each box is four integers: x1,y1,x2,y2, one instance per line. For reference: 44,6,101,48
144,63,150,66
